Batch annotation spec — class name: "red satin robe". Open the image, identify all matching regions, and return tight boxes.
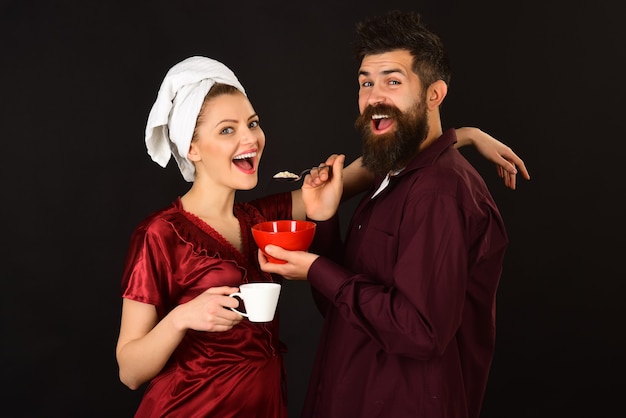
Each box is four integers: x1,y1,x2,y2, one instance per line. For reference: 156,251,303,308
120,193,291,418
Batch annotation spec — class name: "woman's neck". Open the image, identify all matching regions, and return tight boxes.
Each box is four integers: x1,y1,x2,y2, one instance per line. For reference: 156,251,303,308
180,182,236,220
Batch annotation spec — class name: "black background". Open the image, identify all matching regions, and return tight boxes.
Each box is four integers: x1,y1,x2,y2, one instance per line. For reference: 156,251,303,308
2,0,624,417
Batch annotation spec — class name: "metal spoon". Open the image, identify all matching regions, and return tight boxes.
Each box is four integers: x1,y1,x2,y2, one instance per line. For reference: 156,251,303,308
273,164,332,182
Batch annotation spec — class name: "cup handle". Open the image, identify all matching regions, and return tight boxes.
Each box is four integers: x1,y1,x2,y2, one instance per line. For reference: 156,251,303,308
228,292,248,317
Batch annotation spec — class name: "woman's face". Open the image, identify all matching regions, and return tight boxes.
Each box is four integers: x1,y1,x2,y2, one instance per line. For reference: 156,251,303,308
189,91,265,191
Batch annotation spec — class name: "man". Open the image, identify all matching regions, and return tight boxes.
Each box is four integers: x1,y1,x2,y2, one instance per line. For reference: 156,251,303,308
260,10,509,418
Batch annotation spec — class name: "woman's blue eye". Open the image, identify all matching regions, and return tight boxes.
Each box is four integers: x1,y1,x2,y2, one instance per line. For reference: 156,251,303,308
221,127,234,135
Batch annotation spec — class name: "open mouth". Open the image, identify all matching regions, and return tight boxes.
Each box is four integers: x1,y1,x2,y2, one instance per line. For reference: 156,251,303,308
372,113,394,133
233,151,256,171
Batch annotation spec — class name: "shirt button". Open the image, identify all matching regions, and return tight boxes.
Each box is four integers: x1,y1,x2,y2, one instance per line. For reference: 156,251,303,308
358,224,362,230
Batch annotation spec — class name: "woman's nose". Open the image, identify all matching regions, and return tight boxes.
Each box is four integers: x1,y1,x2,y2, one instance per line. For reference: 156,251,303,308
240,136,254,146
240,128,261,145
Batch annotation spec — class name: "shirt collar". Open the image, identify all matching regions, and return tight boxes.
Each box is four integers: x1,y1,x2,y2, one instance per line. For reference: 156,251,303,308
370,128,458,198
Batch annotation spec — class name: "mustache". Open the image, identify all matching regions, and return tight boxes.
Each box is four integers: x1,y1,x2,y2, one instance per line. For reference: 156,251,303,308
361,103,402,120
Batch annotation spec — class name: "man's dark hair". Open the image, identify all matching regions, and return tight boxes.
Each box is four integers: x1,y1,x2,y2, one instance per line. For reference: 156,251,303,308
354,10,452,88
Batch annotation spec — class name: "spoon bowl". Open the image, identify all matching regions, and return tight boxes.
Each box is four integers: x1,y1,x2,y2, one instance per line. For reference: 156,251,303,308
273,165,332,182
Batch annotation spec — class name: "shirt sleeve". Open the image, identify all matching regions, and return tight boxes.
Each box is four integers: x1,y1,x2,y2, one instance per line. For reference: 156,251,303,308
120,220,170,311
307,213,343,317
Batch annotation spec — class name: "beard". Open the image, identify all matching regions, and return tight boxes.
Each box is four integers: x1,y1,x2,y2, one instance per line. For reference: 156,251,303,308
355,99,429,177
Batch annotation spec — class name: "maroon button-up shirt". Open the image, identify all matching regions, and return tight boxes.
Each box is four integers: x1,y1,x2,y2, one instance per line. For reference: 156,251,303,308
304,129,508,418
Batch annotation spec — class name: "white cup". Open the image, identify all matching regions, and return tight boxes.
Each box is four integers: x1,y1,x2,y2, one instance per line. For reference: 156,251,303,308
229,283,281,322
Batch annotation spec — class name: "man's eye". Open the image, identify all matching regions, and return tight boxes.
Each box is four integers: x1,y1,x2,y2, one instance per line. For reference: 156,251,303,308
389,80,400,85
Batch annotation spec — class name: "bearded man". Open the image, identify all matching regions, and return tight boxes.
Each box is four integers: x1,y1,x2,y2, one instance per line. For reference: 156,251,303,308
259,10,509,418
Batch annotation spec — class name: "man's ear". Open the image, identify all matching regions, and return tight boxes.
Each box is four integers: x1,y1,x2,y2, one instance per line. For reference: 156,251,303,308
187,142,201,162
427,80,448,109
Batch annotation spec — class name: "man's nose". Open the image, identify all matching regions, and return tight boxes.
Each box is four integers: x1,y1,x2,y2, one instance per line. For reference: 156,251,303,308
367,86,386,106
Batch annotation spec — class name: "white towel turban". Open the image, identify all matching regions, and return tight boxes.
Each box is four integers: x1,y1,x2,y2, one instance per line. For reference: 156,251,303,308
145,56,247,182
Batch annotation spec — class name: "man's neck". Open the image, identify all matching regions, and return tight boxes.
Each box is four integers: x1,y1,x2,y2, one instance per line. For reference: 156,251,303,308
419,119,443,151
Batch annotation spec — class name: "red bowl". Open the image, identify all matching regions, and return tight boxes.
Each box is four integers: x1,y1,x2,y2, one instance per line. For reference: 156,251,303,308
252,220,316,264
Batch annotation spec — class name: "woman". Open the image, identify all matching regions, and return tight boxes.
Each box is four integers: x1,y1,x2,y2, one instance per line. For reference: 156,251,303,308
115,56,528,417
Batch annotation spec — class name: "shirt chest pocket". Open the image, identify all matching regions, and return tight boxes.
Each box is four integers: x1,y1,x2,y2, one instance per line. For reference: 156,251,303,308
350,225,398,286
